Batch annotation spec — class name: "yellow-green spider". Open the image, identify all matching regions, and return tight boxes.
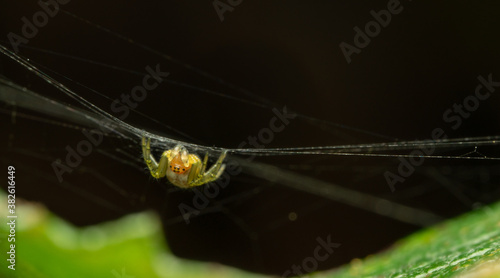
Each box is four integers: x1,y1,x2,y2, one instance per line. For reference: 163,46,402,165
142,137,227,188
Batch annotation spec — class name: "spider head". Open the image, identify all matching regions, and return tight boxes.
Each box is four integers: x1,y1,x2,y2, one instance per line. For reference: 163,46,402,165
169,145,191,174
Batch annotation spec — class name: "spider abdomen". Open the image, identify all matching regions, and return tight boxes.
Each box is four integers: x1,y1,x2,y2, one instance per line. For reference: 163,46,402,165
166,167,191,188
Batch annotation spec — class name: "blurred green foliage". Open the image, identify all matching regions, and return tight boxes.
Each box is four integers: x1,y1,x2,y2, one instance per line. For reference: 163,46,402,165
0,192,499,278
0,193,261,278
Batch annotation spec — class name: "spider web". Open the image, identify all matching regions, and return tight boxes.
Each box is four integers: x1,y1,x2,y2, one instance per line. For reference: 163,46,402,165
1,1,500,276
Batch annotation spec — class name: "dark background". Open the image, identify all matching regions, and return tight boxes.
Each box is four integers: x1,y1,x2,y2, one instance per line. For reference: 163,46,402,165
1,0,500,275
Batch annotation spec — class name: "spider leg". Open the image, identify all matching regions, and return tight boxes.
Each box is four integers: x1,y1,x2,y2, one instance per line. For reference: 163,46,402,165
200,153,208,174
189,150,227,186
142,136,170,179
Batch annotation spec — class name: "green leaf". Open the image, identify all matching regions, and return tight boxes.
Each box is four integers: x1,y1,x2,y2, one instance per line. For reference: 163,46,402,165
321,203,500,278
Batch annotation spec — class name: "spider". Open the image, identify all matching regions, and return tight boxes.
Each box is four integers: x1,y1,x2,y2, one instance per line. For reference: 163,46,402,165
141,136,228,188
